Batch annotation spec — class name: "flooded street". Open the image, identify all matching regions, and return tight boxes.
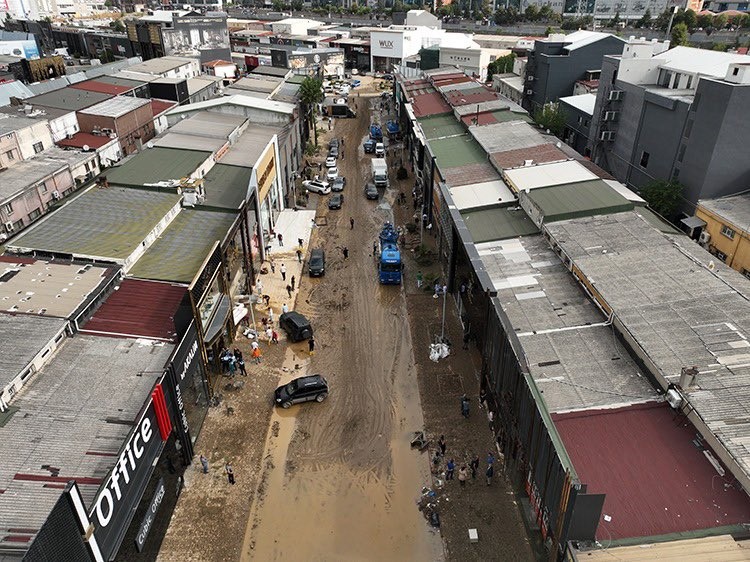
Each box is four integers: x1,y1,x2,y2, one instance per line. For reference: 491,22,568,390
241,94,443,561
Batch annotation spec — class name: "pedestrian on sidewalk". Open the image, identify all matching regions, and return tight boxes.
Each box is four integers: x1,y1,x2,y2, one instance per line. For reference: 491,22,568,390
486,463,494,486
286,284,293,298
350,216,355,229
341,137,344,147
266,326,273,344
342,247,349,259
298,238,304,248
252,347,262,364
269,307,275,324
270,260,276,274
296,248,303,263
479,388,487,409
291,275,296,291
228,355,237,378
372,240,378,256
226,463,235,485
282,302,289,314
277,233,283,246
308,335,315,355
272,329,279,344
446,458,455,480
263,294,271,308
416,271,423,289
438,435,446,456
200,455,209,474
280,263,286,281
487,451,495,467
256,279,263,295
458,465,468,487
238,355,247,376
251,340,259,352
470,455,480,479
461,394,470,418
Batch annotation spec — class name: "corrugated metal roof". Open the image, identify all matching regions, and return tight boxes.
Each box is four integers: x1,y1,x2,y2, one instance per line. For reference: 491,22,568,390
411,92,451,118
490,143,568,170
202,163,253,210
460,206,538,243
524,179,634,223
80,278,185,341
69,79,135,96
56,132,114,150
105,147,211,186
504,160,598,191
417,113,464,140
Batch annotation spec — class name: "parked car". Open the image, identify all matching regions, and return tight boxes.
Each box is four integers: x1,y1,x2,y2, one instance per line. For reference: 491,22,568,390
329,146,339,158
382,74,394,81
375,142,385,157
363,139,375,154
331,177,346,192
351,79,361,88
279,311,313,342
328,193,344,209
274,375,329,409
326,166,339,181
325,155,337,168
308,248,325,276
303,180,331,195
329,138,340,149
364,182,378,200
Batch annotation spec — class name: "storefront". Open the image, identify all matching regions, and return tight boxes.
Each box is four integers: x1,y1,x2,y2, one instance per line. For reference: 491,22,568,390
252,139,282,260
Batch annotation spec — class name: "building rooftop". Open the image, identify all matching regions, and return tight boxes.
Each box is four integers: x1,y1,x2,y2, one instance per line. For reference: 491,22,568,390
105,147,211,186
187,76,221,96
554,402,750,539
461,206,538,243
24,88,112,111
6,186,181,261
444,86,499,107
417,113,465,140
153,133,227,153
0,80,33,107
80,278,186,342
249,65,292,78
0,113,42,135
0,336,172,547
655,46,750,79
0,156,68,203
490,143,568,170
166,94,295,117
232,75,283,94
449,179,515,211
202,163,253,210
151,98,177,116
470,120,551,155
127,56,196,76
411,92,451,118
545,211,750,490
78,95,152,118
129,210,236,284
699,193,750,234
429,133,489,169
0,314,67,395
577,534,750,561
0,257,114,318
169,110,246,139
220,124,281,168
93,75,148,89
504,160,598,192
69,79,137,96
559,93,597,115
460,109,531,127
523,179,634,224
56,131,116,150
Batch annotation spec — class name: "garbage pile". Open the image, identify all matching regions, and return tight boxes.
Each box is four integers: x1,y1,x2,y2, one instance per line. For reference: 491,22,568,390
417,485,444,528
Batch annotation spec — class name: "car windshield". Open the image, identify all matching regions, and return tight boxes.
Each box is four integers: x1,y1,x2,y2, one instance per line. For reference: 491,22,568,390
285,380,299,393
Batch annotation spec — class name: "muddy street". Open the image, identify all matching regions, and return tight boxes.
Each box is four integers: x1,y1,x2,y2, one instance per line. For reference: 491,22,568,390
240,94,444,561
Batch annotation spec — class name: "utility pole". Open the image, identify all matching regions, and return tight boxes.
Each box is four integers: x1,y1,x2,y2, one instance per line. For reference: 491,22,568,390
665,6,679,39
440,284,448,341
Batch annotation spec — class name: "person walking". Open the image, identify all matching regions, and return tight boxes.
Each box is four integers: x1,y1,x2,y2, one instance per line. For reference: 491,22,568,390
446,458,455,480
266,326,273,344
458,465,468,487
291,275,296,291
296,248,303,263
469,454,480,479
280,263,286,281
286,284,293,298
342,247,349,259
272,329,279,344
238,355,247,376
282,303,289,314
350,217,355,230
486,463,494,486
200,455,209,474
251,340,259,352
228,355,237,378
461,394,470,418
252,347,262,364
270,260,276,274
256,278,263,295
225,462,235,485
298,237,304,248
487,451,495,467
416,271,423,289
308,335,315,355
438,435,446,456
372,240,378,256
268,307,274,325
277,233,283,246
263,294,271,308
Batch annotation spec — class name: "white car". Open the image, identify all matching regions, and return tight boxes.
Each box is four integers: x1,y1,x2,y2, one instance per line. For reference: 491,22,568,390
325,155,337,168
375,142,385,157
326,167,339,181
303,180,331,195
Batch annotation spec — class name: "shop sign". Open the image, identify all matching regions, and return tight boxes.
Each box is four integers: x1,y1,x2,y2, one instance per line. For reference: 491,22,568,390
256,146,277,201
135,478,166,552
378,40,394,49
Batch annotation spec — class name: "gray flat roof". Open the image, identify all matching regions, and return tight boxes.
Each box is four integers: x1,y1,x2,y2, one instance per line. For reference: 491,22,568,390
461,206,538,243
0,157,68,203
94,75,148,88
220,124,281,168
6,186,181,260
154,132,227,153
232,76,282,93
129,210,236,283
699,193,750,234
470,120,551,155
202,163,253,210
0,113,39,135
105,147,211,186
545,211,750,482
127,56,195,75
0,314,67,394
25,88,112,111
79,95,151,118
478,234,657,413
169,110,246,139
0,336,172,540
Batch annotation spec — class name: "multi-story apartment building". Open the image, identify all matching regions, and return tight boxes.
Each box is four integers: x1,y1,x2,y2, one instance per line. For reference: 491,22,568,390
588,40,750,214
522,31,625,114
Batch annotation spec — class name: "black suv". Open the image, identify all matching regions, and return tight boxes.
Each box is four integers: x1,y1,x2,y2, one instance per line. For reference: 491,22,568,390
279,311,313,342
308,248,325,277
274,375,329,408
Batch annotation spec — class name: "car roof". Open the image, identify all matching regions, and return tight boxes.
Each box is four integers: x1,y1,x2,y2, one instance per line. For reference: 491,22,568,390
311,248,324,257
296,375,325,386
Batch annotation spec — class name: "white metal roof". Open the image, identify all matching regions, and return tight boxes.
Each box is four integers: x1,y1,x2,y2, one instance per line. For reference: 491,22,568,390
656,46,750,78
78,95,151,118
449,179,515,210
167,94,295,116
559,93,596,116
562,30,624,51
603,179,645,204
504,160,597,191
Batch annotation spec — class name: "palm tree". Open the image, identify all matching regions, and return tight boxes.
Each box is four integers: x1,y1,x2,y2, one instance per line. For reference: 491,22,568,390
299,76,324,147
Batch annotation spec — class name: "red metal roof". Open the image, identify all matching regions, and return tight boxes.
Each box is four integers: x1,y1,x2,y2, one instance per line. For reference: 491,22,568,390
490,144,568,169
411,92,451,118
461,111,500,126
433,75,472,87
80,278,186,342
203,59,234,67
0,255,36,265
553,402,750,540
70,80,133,95
446,88,499,107
150,98,176,117
56,132,113,150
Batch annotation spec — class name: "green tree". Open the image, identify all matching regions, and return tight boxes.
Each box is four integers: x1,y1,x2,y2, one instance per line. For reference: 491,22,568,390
696,13,712,29
487,52,516,77
524,4,539,21
712,42,728,51
682,8,697,30
608,11,621,27
671,22,689,47
635,9,651,28
109,19,125,32
714,13,728,29
654,8,671,30
533,102,566,137
299,76,324,146
639,180,684,219
538,4,555,21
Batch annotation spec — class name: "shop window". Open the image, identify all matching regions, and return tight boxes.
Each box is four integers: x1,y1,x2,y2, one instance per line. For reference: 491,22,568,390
639,151,650,169
2,203,12,214
721,225,736,239
198,275,223,330
714,249,728,262
4,149,15,160
33,142,43,154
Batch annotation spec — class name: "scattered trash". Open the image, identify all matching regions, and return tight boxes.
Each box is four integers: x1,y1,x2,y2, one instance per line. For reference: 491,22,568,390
429,342,450,362
603,514,612,522
410,431,429,451
469,528,479,543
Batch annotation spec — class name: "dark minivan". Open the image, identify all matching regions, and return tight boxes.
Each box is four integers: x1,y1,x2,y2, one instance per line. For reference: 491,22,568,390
274,375,329,408
308,248,325,276
279,311,313,342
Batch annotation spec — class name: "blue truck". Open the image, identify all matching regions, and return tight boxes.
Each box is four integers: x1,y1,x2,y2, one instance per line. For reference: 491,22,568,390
370,123,383,142
378,222,402,285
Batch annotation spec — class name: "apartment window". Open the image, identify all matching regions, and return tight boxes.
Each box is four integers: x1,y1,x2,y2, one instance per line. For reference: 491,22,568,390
684,119,694,138
4,150,14,160
721,224,736,239
2,202,12,215
715,249,728,262
640,151,650,168
33,141,43,154
742,268,750,280
28,208,41,220
734,67,740,76
677,145,687,163
12,218,23,231
686,75,693,89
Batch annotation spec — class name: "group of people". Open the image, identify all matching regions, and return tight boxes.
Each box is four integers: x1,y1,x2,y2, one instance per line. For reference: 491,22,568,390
219,348,247,377
435,435,497,487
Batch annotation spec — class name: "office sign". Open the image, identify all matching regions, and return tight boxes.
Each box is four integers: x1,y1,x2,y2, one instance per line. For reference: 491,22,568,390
135,478,166,552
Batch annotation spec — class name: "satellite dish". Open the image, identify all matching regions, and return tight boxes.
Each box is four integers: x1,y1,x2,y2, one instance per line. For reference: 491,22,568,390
82,144,90,151
147,141,154,149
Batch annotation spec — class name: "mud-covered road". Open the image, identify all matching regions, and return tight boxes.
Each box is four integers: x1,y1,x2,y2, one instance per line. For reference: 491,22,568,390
240,94,444,561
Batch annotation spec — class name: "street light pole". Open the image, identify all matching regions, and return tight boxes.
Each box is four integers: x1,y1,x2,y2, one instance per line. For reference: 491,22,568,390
440,284,448,341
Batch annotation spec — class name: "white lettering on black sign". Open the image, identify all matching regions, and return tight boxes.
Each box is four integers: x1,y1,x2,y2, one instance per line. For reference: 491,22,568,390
135,478,166,552
178,340,199,383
